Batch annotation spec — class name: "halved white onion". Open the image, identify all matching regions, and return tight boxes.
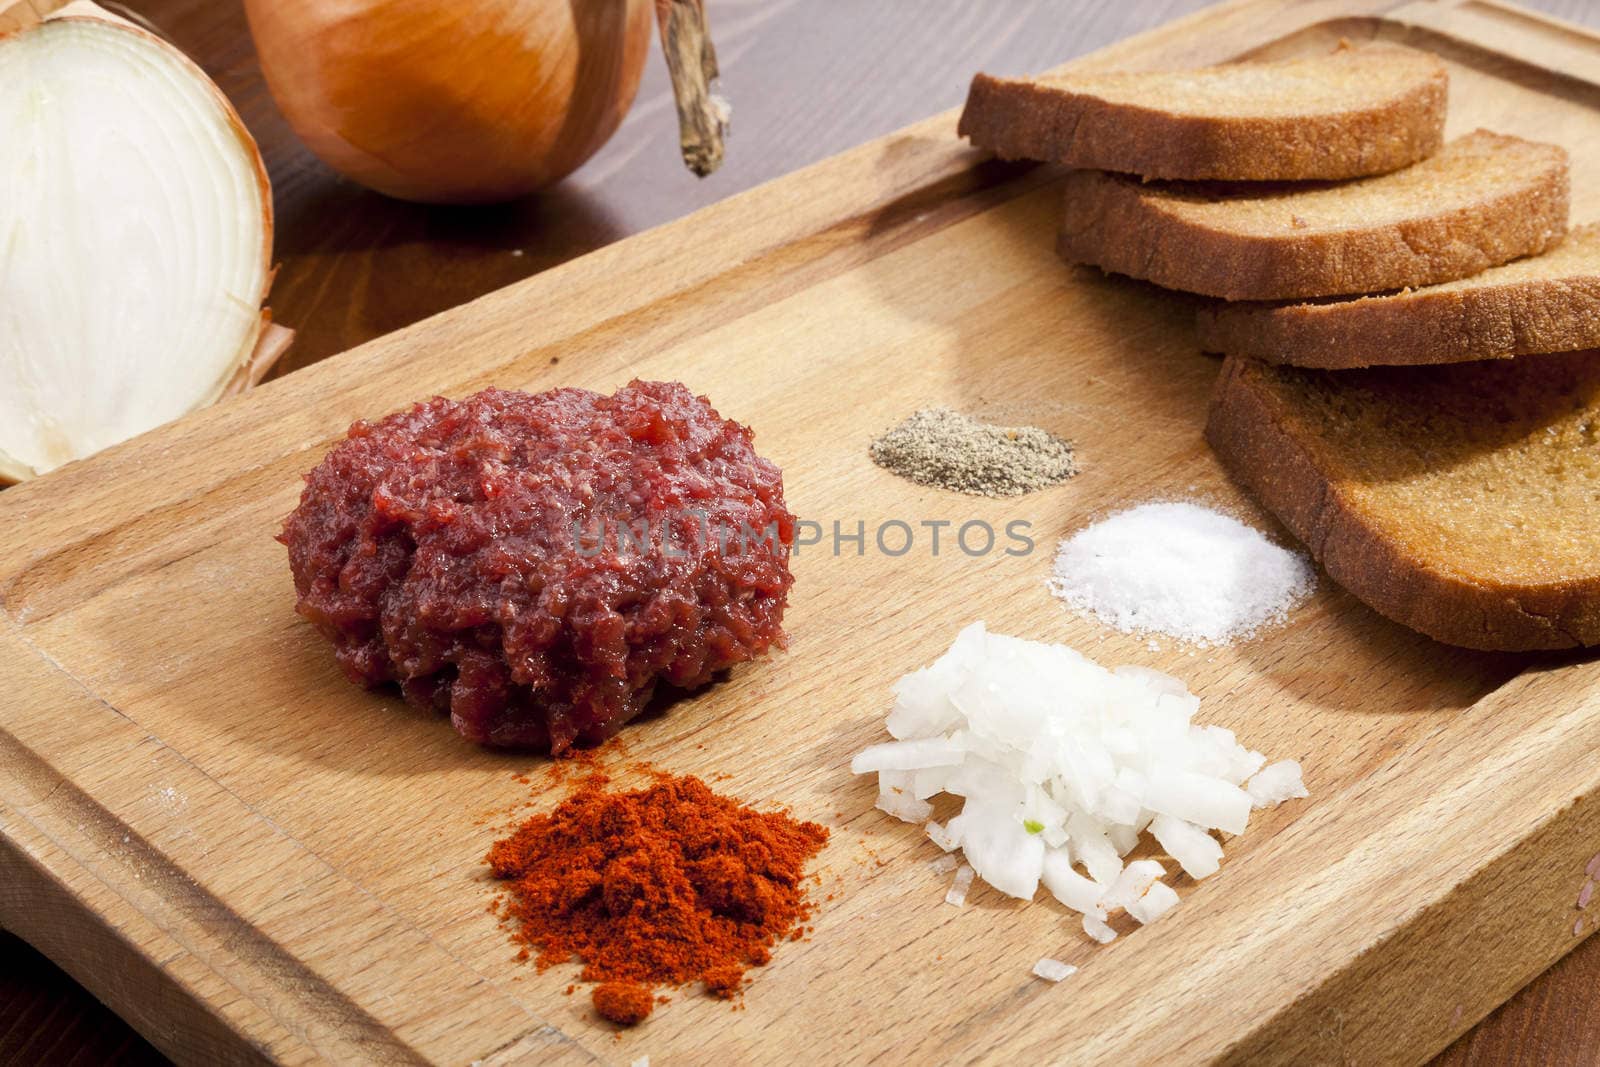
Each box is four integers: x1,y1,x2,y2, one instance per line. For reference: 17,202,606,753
0,3,274,482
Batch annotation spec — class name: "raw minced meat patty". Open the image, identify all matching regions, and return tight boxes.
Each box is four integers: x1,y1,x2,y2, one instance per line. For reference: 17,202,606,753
280,381,794,752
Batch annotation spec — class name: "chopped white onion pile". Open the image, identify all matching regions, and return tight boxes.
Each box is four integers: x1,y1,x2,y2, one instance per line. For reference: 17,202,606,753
1031,958,1077,983
1246,759,1310,808
945,864,975,907
852,622,1308,943
0,4,275,482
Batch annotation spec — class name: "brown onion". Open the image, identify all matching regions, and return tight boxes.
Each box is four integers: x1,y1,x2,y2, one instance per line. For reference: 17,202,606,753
243,0,655,204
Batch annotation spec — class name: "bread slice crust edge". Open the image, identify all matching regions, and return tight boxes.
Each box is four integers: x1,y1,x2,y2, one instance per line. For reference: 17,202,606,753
957,47,1447,182
1205,355,1600,651
1057,134,1571,302
1195,227,1600,368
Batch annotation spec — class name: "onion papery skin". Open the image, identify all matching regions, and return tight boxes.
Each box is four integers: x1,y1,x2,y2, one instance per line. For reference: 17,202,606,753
244,0,653,204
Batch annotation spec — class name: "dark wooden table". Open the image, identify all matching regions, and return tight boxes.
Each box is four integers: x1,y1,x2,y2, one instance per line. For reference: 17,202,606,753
3,0,1599,1063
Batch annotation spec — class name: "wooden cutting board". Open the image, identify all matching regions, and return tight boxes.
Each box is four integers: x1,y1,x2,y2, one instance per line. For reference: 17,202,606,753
5,0,1600,1063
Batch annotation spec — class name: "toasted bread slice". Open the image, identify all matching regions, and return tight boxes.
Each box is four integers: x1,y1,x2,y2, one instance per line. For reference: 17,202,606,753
1206,351,1600,650
959,42,1447,181
1058,130,1569,301
1196,223,1600,368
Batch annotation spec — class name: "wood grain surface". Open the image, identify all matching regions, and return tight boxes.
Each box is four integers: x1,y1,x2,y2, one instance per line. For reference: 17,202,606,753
4,1,1600,1064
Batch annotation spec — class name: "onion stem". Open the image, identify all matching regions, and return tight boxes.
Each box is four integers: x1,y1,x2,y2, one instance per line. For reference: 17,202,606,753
654,0,726,177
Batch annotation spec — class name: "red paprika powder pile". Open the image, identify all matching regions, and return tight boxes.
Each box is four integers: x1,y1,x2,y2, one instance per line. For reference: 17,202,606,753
487,770,829,1026
591,981,654,1026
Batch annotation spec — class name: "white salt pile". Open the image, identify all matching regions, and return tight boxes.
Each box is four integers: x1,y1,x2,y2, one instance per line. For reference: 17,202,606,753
1049,501,1315,646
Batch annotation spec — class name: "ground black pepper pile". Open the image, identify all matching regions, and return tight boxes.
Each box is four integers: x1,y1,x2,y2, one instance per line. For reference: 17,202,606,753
869,407,1078,496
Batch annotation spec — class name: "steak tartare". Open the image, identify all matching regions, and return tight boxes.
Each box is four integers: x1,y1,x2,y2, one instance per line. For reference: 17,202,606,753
280,381,794,752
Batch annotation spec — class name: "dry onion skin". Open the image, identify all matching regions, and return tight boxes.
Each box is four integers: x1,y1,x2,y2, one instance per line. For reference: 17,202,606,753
243,0,655,204
0,3,273,484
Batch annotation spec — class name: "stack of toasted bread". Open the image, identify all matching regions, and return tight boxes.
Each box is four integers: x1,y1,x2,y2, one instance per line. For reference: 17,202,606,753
960,42,1600,651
